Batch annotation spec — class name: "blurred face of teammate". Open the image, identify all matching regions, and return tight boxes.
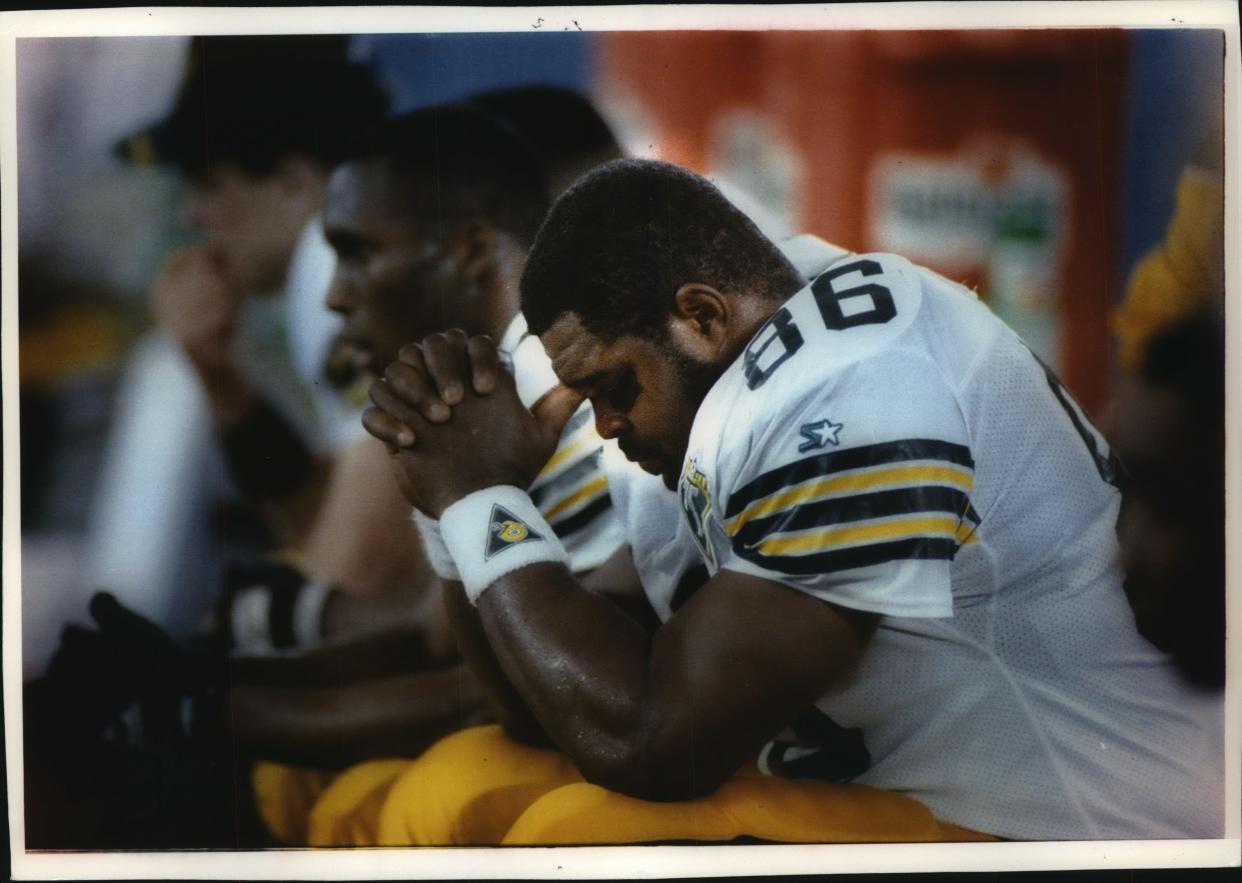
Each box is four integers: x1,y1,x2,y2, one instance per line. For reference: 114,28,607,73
541,314,722,490
182,161,321,296
323,159,465,374
1112,377,1223,652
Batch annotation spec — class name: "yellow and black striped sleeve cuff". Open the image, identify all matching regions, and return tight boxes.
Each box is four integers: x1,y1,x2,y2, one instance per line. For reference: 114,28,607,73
531,453,612,541
530,410,613,543
723,438,979,575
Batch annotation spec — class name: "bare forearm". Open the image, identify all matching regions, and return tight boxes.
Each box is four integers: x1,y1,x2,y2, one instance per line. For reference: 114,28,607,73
472,565,874,801
228,627,443,688
230,665,487,769
319,585,428,644
475,564,659,787
442,580,553,748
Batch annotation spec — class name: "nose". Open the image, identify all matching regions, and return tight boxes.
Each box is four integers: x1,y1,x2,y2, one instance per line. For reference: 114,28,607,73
593,405,630,441
324,269,353,315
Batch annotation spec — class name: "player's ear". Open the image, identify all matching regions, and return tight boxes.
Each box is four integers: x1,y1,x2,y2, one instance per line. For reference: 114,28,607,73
446,220,500,289
668,283,730,360
273,156,326,213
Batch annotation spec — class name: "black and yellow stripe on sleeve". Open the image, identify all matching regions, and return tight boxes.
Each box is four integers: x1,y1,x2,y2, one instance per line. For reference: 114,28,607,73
530,412,613,541
724,439,979,575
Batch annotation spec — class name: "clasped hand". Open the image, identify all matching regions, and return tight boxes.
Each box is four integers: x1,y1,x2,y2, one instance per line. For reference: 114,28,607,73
151,245,241,371
362,330,584,518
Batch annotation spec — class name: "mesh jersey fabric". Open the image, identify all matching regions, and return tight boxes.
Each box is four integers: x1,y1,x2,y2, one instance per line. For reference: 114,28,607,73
608,239,1221,840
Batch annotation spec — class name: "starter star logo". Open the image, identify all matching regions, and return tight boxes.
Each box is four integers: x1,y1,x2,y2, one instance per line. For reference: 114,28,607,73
798,419,844,452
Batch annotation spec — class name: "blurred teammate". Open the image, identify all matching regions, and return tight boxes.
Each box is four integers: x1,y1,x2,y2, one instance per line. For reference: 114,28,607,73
363,159,1223,843
119,35,390,529
1112,310,1225,688
234,102,637,844
1112,113,1223,374
82,37,391,643
224,86,637,653
28,101,630,847
1109,121,1225,688
1108,117,1225,688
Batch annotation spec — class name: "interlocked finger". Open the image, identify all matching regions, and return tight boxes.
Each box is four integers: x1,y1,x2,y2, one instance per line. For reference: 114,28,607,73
369,378,433,441
362,404,416,450
421,330,472,406
467,334,504,395
384,359,451,423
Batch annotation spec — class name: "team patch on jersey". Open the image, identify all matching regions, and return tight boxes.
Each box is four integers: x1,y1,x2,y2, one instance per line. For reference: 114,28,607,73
486,505,545,559
724,438,980,575
678,459,715,567
798,419,844,452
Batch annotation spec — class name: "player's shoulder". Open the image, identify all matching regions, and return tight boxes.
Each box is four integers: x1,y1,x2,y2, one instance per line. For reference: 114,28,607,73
776,233,852,280
716,250,931,415
710,342,973,525
699,257,970,492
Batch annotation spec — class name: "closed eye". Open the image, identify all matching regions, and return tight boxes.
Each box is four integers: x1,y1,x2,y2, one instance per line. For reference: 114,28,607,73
599,369,640,413
325,230,371,263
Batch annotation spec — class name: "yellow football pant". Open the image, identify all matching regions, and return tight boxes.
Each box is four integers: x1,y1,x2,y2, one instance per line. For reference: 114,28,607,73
251,761,336,845
303,725,993,846
251,759,415,846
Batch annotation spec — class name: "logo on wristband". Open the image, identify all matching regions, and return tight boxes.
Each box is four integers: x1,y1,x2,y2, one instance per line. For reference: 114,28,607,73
486,505,545,559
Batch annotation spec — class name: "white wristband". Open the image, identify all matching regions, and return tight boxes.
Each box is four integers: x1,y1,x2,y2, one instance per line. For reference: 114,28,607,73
440,485,569,604
292,581,333,647
411,509,461,581
230,587,274,655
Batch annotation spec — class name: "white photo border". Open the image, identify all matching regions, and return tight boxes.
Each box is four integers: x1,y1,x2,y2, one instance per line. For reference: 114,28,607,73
3,2,1239,879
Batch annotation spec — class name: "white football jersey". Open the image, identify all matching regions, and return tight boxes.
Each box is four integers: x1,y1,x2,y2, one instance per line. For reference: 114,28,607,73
500,315,626,573
601,235,853,619
650,243,1224,840
601,444,705,621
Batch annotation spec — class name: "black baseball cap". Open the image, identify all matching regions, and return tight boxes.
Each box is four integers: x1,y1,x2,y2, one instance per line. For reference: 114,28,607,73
116,35,390,177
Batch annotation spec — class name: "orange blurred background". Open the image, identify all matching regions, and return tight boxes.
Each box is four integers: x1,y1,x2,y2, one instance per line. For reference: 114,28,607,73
596,29,1134,412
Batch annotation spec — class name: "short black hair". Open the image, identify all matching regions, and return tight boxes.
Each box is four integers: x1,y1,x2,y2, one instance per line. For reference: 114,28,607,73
522,159,802,341
346,103,551,247
465,86,623,192
117,35,390,177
